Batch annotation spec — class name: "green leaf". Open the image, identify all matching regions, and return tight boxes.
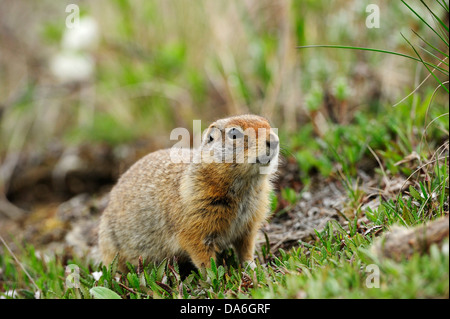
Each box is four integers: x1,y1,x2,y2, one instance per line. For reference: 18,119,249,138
217,265,225,280
148,280,165,296
281,187,297,205
206,268,216,281
210,257,217,276
156,259,167,281
419,182,429,200
89,287,122,299
127,272,140,289
409,186,422,200
269,191,278,212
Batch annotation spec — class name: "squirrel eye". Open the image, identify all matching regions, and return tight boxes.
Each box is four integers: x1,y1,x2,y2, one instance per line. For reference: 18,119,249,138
227,128,243,140
208,134,214,143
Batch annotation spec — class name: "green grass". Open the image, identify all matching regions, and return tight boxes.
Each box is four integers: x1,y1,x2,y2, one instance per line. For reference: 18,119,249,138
1,213,448,299
289,87,448,185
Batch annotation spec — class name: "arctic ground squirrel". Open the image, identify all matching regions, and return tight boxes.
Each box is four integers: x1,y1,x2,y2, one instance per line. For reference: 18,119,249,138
99,114,279,271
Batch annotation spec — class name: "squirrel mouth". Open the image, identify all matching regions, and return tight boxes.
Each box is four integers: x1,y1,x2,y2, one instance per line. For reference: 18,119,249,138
255,155,275,165
255,158,268,164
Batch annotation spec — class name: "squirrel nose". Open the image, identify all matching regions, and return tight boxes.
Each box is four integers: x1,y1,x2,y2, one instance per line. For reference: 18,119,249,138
266,139,279,150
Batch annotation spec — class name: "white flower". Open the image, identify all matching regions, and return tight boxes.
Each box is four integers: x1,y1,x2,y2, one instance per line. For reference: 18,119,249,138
1,290,18,299
62,16,99,51
91,271,103,281
50,51,94,83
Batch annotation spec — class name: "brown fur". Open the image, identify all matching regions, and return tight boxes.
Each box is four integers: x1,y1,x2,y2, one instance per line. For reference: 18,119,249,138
98,115,279,270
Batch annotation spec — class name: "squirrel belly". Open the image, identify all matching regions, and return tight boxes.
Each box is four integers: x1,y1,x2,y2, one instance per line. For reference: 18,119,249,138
98,115,279,270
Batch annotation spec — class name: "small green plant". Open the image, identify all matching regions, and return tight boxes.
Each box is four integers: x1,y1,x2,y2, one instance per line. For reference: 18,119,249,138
281,187,298,205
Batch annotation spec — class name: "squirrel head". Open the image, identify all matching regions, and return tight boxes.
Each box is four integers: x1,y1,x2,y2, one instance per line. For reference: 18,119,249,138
196,114,279,176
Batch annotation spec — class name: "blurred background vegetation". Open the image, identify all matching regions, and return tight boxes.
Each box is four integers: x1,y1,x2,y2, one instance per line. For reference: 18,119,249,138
0,0,448,207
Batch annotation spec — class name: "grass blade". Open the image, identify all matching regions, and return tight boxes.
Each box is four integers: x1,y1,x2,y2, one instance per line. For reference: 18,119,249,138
436,0,449,12
418,45,449,67
420,0,449,33
411,29,449,60
402,0,449,47
296,45,449,75
401,32,450,93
